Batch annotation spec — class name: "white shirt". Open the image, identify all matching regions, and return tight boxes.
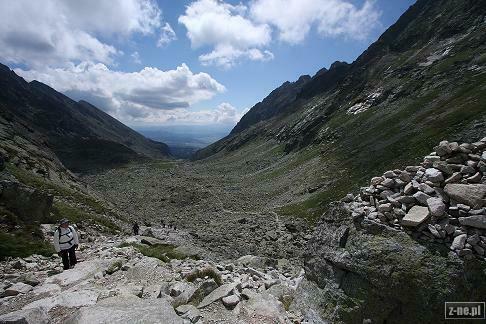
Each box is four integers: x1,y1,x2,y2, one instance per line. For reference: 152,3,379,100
53,226,79,252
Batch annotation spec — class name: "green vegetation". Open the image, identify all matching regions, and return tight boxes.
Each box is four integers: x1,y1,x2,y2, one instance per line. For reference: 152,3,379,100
185,266,223,286
52,201,120,234
6,163,108,214
0,231,54,260
106,260,123,274
118,242,193,262
277,69,486,224
148,160,176,170
258,146,320,181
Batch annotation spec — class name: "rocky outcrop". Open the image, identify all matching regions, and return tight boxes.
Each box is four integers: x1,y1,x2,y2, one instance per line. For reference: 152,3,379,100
0,181,53,221
301,139,486,323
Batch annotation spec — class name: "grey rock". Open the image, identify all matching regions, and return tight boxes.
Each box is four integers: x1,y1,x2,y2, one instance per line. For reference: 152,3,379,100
175,305,201,323
467,172,482,183
401,206,430,227
378,203,392,213
433,161,453,175
458,215,486,229
241,292,287,323
382,178,395,188
467,234,480,245
413,192,431,205
222,294,240,309
427,225,441,238
396,195,415,204
197,283,238,308
434,141,452,156
460,165,476,175
451,234,467,250
426,198,446,217
425,168,444,183
0,307,48,324
2,282,33,296
403,183,414,195
418,183,435,195
371,177,384,185
67,294,183,324
444,184,486,209
445,172,462,184
383,171,397,178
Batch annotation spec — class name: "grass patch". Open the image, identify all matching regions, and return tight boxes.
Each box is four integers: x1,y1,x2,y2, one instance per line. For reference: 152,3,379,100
258,146,320,181
185,266,223,286
118,242,191,262
148,160,175,171
52,201,120,234
106,260,123,274
6,163,108,215
0,231,54,260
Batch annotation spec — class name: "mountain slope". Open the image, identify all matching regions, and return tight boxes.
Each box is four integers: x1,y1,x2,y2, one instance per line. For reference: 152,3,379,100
195,0,486,220
0,64,170,173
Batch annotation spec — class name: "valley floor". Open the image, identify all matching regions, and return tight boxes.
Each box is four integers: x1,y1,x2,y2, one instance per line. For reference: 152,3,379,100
82,157,313,262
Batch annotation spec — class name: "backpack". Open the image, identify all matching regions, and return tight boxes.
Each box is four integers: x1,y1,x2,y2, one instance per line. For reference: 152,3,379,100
56,226,73,241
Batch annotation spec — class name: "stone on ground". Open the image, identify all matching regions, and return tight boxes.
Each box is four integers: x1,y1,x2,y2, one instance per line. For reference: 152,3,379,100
458,215,486,229
222,294,240,309
444,184,486,209
401,206,429,227
67,295,183,324
0,307,48,324
197,283,238,308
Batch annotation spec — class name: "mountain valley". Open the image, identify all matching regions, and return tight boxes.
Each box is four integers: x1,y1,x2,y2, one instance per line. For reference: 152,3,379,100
1,0,486,323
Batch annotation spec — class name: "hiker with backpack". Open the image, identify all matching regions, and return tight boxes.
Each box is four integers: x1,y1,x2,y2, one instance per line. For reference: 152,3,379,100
53,218,79,270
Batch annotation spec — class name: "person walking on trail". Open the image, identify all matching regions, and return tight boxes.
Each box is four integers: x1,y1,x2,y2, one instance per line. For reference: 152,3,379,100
132,222,140,236
53,218,79,270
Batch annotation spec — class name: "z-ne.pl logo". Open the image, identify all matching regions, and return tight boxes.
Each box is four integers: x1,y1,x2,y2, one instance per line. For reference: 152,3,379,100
445,302,485,320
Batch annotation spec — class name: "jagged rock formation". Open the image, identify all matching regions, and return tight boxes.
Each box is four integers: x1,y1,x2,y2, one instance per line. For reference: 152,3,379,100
300,139,486,323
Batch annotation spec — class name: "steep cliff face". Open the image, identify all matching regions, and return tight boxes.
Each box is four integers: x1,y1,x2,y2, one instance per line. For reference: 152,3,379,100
0,64,170,173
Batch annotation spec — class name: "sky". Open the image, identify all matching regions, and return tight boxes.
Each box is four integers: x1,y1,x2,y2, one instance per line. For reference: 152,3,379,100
0,0,416,128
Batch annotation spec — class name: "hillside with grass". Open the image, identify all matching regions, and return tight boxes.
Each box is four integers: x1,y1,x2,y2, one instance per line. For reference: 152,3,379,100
196,0,486,222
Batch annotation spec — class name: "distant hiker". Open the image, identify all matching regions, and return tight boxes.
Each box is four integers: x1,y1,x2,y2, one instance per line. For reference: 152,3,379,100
133,222,140,235
53,219,79,270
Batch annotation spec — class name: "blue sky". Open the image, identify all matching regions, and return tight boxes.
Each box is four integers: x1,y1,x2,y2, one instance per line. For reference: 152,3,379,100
0,0,415,128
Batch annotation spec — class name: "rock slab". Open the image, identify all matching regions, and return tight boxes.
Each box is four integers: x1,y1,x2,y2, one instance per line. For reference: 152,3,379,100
401,206,429,226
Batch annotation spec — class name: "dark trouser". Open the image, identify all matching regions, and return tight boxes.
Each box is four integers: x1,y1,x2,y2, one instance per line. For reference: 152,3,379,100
60,245,77,270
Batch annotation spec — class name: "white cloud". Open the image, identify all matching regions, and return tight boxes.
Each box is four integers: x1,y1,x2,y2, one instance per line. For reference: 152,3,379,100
15,62,227,124
131,51,142,64
250,0,381,44
0,0,162,67
178,0,273,68
157,23,177,47
143,102,243,125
